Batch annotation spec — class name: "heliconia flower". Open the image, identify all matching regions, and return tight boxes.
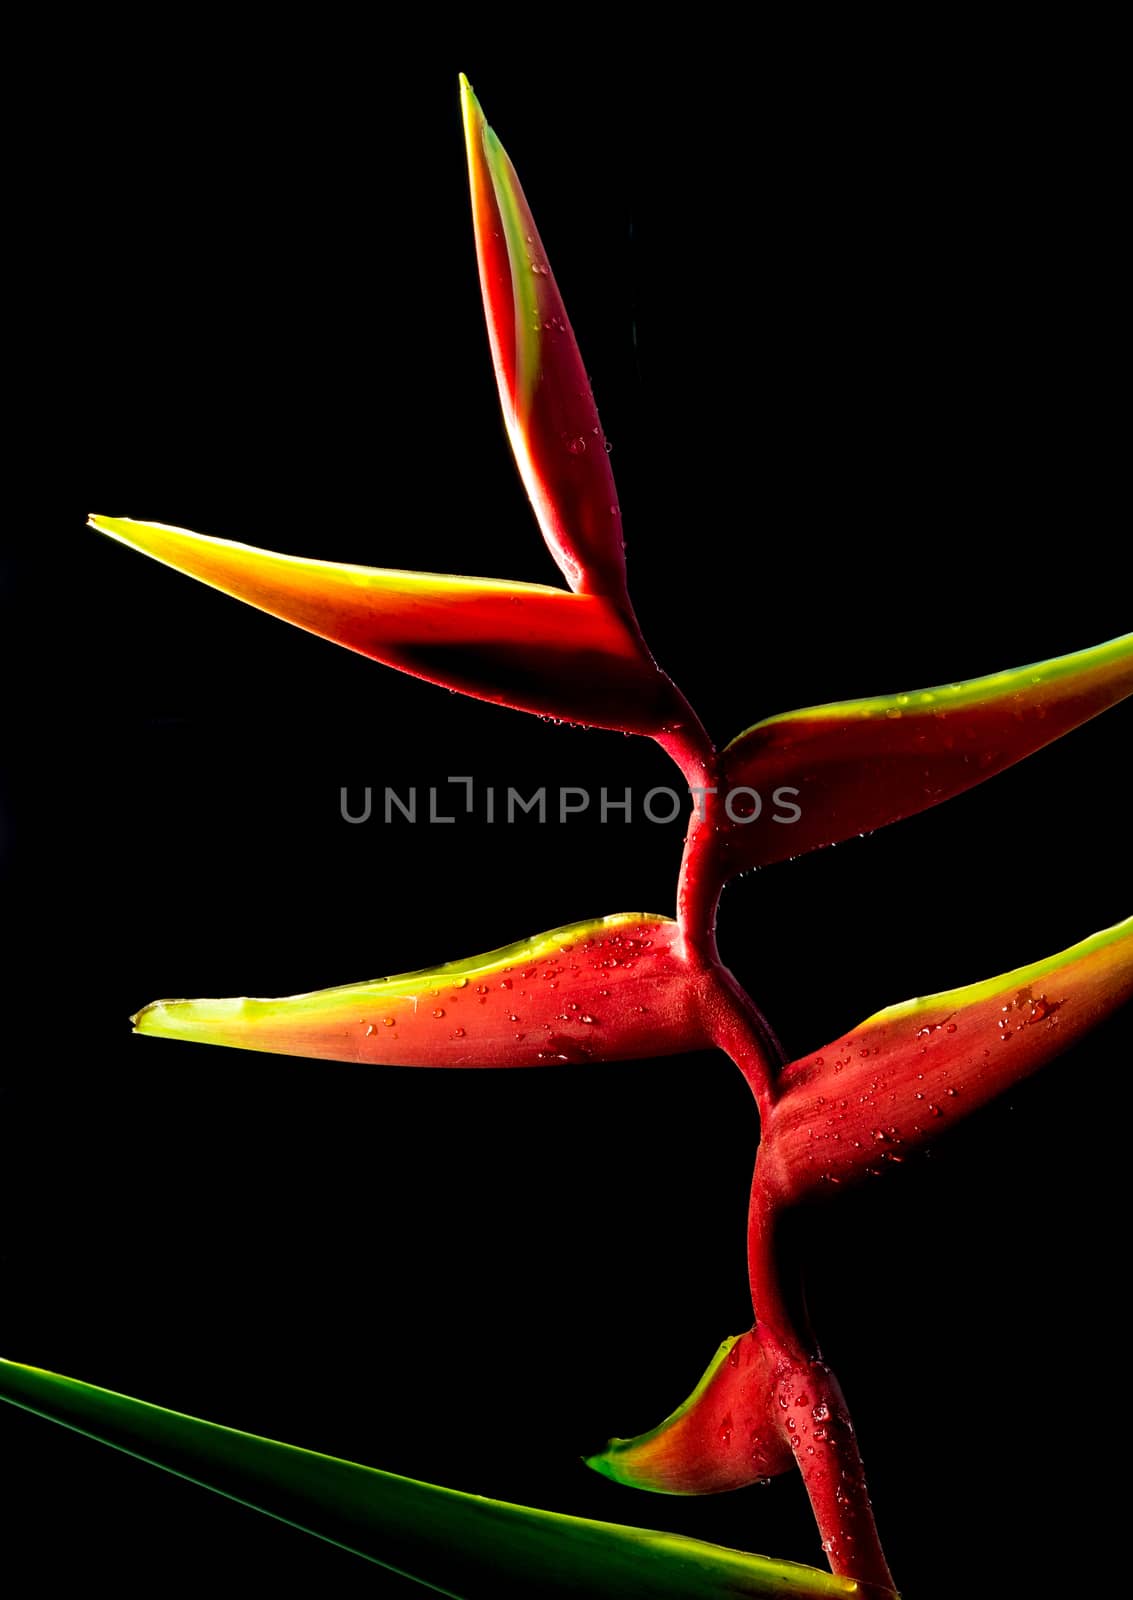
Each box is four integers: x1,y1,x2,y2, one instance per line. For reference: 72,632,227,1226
0,1359,887,1598
60,71,1131,1595
89,515,678,735
461,74,629,608
760,915,1133,1203
133,914,709,1068
714,632,1133,879
586,1328,794,1494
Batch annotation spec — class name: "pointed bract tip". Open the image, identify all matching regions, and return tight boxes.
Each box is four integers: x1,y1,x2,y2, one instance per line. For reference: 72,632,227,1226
581,1443,623,1485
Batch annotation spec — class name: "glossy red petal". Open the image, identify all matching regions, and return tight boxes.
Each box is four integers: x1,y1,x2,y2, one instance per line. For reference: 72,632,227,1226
586,1329,794,1494
716,633,1133,876
762,916,1133,1202
90,515,674,734
133,915,708,1068
461,76,628,605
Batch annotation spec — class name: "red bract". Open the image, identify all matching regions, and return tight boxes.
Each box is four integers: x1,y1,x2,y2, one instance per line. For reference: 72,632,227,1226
89,515,677,734
762,915,1133,1202
35,74,1131,1597
714,634,1133,877
587,1328,794,1494
133,914,709,1067
461,74,630,607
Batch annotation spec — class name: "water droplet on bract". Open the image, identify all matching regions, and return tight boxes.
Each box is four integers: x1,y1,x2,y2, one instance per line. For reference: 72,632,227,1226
500,978,513,989
580,1014,598,1024
365,1023,375,1037
813,1427,828,1442
383,1016,396,1028
507,1013,519,1023
886,707,901,719
454,977,469,989
433,1008,445,1019
566,436,586,455
928,1104,943,1117
452,1027,465,1038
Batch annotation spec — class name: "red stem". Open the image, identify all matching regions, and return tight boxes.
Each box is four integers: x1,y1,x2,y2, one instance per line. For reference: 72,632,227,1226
652,717,899,1594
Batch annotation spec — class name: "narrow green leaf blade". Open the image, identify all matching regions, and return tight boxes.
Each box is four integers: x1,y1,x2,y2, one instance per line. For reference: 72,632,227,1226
0,1361,877,1598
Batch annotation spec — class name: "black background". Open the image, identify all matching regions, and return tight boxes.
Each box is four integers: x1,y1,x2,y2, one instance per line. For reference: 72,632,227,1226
5,31,1130,1600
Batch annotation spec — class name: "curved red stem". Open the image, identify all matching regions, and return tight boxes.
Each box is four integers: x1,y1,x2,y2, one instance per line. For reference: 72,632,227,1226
650,719,899,1594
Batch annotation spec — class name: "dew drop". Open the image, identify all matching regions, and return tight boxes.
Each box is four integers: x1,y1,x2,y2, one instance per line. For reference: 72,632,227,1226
432,1008,445,1020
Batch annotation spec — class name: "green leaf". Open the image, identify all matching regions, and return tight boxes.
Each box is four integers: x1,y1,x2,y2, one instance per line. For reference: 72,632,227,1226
0,1360,883,1597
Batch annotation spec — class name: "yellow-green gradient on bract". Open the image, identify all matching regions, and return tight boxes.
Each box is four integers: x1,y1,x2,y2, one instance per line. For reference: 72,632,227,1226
134,914,712,1068
459,76,630,605
718,632,1133,874
90,514,669,732
765,916,1133,1201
